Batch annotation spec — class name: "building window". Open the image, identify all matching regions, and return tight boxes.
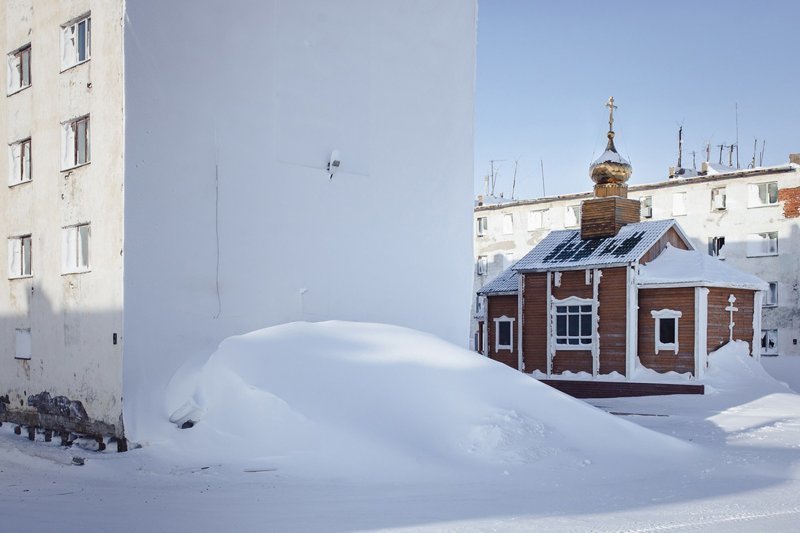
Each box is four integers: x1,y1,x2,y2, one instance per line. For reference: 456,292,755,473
672,192,686,216
502,213,514,235
61,14,91,70
765,282,778,307
62,224,90,273
554,297,594,349
475,295,485,318
15,329,31,360
476,255,488,276
711,187,727,210
476,216,488,236
761,329,778,355
494,315,515,352
746,231,778,257
641,196,653,218
749,182,778,207
528,208,550,230
9,138,31,185
7,44,31,94
564,205,580,227
8,235,32,278
651,309,681,354
708,236,725,259
503,252,515,268
62,115,90,169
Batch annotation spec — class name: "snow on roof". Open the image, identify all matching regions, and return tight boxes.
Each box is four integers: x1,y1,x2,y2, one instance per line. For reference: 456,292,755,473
513,219,678,272
638,245,768,290
477,266,518,295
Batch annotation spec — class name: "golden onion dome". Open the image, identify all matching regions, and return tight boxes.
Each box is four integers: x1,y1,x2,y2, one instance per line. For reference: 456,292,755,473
590,131,632,184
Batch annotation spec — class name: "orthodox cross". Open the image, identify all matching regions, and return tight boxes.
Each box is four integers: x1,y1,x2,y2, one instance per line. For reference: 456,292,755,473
605,96,618,132
725,294,738,341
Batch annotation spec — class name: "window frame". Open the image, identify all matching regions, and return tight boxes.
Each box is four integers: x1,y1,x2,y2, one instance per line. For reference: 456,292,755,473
528,208,550,231
671,192,687,216
8,234,32,279
764,282,778,307
708,236,725,259
502,213,514,235
9,137,32,186
61,115,90,170
6,43,31,95
60,14,91,71
641,196,653,218
552,296,595,350
761,329,778,355
476,216,488,237
748,181,779,208
651,309,682,354
476,255,488,276
710,187,727,211
494,315,515,352
15,328,31,360
746,231,778,257
62,223,91,274
564,205,580,228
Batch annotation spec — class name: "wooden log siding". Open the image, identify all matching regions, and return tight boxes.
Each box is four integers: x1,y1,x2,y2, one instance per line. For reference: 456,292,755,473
639,227,690,265
486,294,518,369
522,273,548,373
706,288,756,355
597,267,627,375
638,288,696,374
550,269,596,375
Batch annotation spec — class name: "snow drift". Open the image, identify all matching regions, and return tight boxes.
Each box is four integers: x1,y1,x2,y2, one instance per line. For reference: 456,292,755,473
165,321,690,479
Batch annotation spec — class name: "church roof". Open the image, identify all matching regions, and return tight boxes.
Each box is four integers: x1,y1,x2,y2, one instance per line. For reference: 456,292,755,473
638,245,768,290
477,265,518,295
513,219,683,272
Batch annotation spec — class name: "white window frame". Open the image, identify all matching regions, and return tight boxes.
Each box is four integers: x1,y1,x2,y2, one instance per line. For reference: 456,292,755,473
8,234,32,279
61,115,90,170
748,182,779,208
9,138,32,186
641,196,653,218
502,213,514,235
476,255,488,276
765,282,778,307
746,231,778,257
564,205,580,228
475,295,485,318
61,14,91,71
552,296,595,350
6,43,31,95
708,236,725,259
494,315,515,352
672,192,687,216
62,223,90,274
711,187,727,211
503,252,515,268
476,216,488,237
528,208,550,231
761,329,778,355
15,328,31,360
652,309,682,354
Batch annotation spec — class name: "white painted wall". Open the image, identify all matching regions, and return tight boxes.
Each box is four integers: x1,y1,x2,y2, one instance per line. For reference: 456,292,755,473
0,0,125,434
123,0,476,441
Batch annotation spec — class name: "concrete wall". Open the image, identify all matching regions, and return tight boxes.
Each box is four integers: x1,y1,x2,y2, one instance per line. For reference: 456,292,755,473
123,0,476,441
0,1,125,435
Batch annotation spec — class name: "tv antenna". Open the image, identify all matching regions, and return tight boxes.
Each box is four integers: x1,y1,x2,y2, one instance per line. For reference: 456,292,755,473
489,159,505,196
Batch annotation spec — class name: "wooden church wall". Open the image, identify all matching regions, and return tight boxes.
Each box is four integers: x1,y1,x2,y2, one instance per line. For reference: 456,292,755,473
597,267,627,375
706,288,756,355
639,227,691,265
551,270,593,374
486,294,518,369
522,273,548,373
637,287,696,374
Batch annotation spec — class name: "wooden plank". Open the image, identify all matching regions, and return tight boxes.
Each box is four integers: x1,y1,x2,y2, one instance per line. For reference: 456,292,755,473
538,379,704,398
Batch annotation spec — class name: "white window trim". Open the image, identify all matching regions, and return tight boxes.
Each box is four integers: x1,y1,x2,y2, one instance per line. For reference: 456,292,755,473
528,209,549,231
6,43,31,95
652,309,682,354
746,231,778,258
748,182,779,209
761,329,778,355
564,205,580,228
61,115,90,171
15,328,31,360
494,315,515,352
60,14,91,72
476,255,488,276
672,192,687,216
476,217,488,237
711,187,727,211
7,234,32,279
62,223,91,274
502,213,514,235
641,196,653,218
764,282,778,307
551,296,596,351
8,137,32,186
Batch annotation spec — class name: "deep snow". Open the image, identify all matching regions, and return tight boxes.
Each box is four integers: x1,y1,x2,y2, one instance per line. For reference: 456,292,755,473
1,324,800,532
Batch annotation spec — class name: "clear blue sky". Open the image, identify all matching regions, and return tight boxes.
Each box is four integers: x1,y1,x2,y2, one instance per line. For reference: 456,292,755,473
475,1,800,199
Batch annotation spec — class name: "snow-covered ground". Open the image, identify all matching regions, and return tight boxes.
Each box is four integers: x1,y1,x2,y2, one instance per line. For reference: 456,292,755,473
2,323,800,532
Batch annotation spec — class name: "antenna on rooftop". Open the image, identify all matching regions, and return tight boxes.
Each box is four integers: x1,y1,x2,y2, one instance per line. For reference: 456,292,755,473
735,102,740,168
728,144,736,167
540,159,546,197
717,144,725,165
489,159,505,196
706,141,711,163
690,150,697,170
750,138,758,168
676,125,683,169
511,159,519,200
759,140,766,166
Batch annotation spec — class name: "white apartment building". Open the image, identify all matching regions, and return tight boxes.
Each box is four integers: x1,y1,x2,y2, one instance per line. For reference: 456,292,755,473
473,159,800,358
2,0,476,446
